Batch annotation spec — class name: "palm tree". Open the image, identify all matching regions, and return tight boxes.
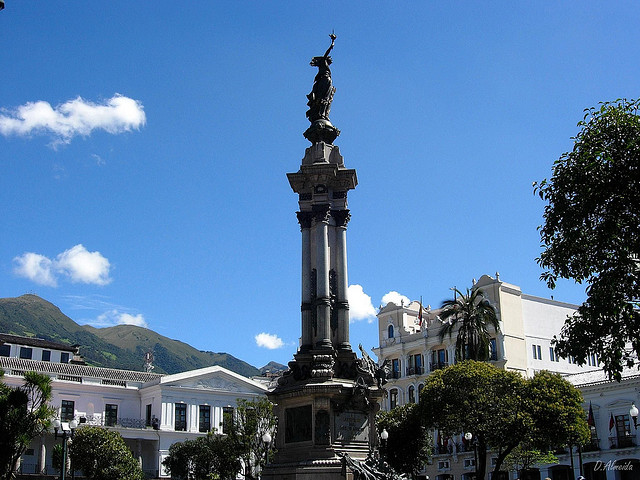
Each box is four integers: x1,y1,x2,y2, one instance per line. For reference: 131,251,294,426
438,287,501,362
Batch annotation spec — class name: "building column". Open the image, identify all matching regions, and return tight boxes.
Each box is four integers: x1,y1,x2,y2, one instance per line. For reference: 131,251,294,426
332,210,351,350
313,204,331,349
38,437,46,474
297,212,314,352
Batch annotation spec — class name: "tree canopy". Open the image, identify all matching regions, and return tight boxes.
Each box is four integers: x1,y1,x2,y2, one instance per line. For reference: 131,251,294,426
0,370,55,480
163,397,276,480
438,287,500,362
534,98,640,380
376,403,431,477
162,432,242,480
418,361,588,480
68,426,145,480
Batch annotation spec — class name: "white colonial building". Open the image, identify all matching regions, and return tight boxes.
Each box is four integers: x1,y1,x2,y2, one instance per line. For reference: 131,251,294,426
0,334,269,478
373,274,640,480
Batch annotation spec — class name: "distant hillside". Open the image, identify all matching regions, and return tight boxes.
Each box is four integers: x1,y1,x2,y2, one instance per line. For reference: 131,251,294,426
0,294,260,377
260,361,287,375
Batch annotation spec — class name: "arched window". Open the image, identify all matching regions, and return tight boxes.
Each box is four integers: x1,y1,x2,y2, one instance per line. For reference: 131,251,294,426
388,324,394,339
389,389,398,409
408,385,415,403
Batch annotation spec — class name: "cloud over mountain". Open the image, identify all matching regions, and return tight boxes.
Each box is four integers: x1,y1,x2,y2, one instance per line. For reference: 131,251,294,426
13,244,111,287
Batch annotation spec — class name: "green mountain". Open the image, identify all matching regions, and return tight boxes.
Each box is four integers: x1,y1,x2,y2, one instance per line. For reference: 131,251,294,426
0,294,260,377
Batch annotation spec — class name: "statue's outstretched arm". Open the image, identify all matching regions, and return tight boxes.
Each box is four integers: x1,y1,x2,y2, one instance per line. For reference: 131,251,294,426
323,33,336,58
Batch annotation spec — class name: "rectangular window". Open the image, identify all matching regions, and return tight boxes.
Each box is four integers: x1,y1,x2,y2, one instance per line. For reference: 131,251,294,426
60,352,70,363
0,344,10,357
61,400,75,422
199,405,211,433
489,338,497,361
588,353,598,366
532,345,542,360
146,404,152,427
19,347,32,359
391,358,400,378
42,350,51,362
438,460,450,470
407,354,423,375
175,403,187,431
222,406,234,434
105,404,118,427
549,347,555,362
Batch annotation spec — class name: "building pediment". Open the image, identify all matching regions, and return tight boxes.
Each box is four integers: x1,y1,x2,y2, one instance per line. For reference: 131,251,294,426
155,365,268,394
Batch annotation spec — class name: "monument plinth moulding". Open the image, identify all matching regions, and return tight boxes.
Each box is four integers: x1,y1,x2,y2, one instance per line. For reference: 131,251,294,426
262,35,386,480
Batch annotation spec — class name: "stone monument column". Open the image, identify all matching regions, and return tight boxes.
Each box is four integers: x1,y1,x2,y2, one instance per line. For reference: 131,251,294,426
298,212,314,352
313,204,332,349
332,209,351,351
263,34,384,480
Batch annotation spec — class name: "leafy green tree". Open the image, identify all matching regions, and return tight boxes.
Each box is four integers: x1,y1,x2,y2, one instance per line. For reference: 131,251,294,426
526,370,589,451
225,398,276,480
502,445,557,476
419,361,527,480
438,287,500,361
162,433,242,480
0,370,55,480
376,403,431,478
534,98,640,380
418,362,588,480
68,426,144,480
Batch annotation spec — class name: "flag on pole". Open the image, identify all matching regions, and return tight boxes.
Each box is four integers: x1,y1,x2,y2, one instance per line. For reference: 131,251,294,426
418,296,424,326
609,412,615,432
587,402,595,427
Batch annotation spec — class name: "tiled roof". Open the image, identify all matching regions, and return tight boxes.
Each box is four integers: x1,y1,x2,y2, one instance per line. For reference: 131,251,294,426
563,365,640,387
0,356,163,383
0,333,78,352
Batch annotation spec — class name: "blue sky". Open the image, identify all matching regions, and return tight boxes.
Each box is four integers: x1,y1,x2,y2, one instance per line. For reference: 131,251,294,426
1,2,639,369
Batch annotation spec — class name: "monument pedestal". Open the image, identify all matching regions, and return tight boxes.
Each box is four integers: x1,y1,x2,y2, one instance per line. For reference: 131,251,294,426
263,370,383,480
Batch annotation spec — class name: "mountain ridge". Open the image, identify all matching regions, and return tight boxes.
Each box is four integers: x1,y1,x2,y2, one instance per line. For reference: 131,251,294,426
0,294,261,377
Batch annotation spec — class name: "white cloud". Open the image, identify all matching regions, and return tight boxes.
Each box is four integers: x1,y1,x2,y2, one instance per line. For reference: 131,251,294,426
381,291,411,308
117,312,147,328
13,253,57,287
13,244,111,287
0,94,145,144
89,309,148,328
55,244,111,285
348,284,377,323
255,332,285,350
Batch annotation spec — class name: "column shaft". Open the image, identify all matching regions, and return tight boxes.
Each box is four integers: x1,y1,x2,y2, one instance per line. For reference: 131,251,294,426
314,206,331,348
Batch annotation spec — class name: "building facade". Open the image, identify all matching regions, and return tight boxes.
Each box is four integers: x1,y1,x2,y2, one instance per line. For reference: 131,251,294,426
373,274,639,480
0,335,268,478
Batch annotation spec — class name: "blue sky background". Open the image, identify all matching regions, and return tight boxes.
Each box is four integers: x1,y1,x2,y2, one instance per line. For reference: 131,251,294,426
1,2,639,369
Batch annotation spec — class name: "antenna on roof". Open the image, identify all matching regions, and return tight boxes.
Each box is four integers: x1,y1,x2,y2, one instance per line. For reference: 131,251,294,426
144,351,155,373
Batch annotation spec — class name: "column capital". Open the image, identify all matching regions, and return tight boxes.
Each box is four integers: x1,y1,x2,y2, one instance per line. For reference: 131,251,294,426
312,204,331,224
331,209,351,227
296,211,314,229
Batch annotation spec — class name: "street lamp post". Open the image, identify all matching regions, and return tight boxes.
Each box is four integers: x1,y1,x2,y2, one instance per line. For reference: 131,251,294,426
261,431,272,478
464,432,478,480
380,428,389,463
53,418,77,480
630,403,638,429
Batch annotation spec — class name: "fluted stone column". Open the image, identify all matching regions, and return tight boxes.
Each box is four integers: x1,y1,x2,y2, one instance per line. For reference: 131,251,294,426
332,210,351,350
313,204,332,349
297,212,314,351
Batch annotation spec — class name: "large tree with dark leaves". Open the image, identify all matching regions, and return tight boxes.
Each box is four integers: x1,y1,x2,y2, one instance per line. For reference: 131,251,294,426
0,371,55,480
534,98,640,380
